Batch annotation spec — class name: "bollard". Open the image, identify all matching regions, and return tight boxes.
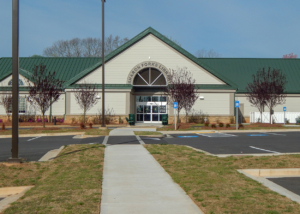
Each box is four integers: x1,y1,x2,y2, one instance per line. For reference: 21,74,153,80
54,117,56,125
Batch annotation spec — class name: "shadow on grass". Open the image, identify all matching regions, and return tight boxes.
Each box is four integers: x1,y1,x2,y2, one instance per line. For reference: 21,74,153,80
50,144,104,160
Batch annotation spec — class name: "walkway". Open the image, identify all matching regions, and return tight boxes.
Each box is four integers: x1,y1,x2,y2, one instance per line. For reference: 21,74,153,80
109,128,156,136
100,145,203,214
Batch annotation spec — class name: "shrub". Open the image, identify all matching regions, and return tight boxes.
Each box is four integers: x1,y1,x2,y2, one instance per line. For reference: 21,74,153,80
28,118,33,122
89,123,93,128
80,122,86,129
19,118,23,122
204,122,210,127
119,116,123,124
44,118,48,123
219,122,224,127
37,118,42,123
226,123,230,128
188,109,209,124
0,119,2,123
1,123,5,130
230,117,234,124
211,123,216,128
60,118,64,123
238,124,244,129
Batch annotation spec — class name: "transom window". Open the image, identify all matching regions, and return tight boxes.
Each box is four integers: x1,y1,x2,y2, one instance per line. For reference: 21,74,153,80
8,79,24,86
133,68,167,86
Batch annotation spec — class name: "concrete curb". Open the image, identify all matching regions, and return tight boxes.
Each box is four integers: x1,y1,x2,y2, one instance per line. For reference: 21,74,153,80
0,132,85,138
0,186,34,213
160,129,300,134
238,169,300,204
38,146,65,162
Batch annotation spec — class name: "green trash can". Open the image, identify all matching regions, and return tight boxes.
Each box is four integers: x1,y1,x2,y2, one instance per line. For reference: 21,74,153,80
296,118,300,125
129,114,135,125
161,114,168,125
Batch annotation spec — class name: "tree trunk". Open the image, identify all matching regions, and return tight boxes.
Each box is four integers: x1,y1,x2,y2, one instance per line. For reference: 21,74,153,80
260,111,262,123
83,108,86,125
270,111,272,124
186,112,188,123
42,113,45,128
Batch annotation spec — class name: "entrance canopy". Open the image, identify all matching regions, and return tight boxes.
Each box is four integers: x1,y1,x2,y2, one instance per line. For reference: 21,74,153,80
133,68,167,86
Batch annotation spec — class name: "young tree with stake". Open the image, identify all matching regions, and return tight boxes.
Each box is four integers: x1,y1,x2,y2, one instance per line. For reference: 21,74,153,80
165,67,198,124
26,64,64,128
0,91,12,122
72,83,99,125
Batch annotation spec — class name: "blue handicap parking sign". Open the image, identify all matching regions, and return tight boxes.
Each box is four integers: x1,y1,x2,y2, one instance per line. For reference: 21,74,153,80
283,107,286,112
247,134,268,137
173,102,178,109
235,101,239,108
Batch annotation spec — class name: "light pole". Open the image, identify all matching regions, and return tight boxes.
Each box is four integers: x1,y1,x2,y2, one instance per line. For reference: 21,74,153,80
9,0,21,163
101,0,106,127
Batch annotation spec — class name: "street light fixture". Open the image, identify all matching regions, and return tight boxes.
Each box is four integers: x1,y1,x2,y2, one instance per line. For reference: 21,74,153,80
101,0,106,127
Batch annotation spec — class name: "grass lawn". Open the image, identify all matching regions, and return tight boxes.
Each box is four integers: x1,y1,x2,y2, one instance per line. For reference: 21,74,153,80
1,144,105,214
145,144,300,214
0,128,111,136
134,131,163,136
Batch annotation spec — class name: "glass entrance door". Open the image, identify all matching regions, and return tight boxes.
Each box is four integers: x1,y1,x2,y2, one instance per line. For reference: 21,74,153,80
136,96,167,123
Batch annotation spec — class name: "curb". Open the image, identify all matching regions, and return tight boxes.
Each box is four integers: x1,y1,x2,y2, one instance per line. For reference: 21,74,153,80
136,135,165,138
0,132,85,138
39,146,65,162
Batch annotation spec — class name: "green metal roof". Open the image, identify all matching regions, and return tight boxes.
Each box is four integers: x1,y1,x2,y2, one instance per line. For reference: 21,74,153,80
67,84,133,89
0,57,101,85
198,58,300,93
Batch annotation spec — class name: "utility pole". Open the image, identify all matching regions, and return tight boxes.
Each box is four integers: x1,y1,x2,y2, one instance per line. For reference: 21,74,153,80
101,0,106,127
9,0,21,163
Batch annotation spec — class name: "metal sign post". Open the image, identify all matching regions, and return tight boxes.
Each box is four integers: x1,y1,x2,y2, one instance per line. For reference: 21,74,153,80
283,107,286,125
235,101,239,130
173,102,178,130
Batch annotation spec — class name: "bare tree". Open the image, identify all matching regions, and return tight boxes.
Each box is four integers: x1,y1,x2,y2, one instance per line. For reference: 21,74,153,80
246,72,268,123
164,35,181,46
73,83,99,125
0,91,12,122
26,64,64,128
196,49,221,58
165,67,199,123
283,53,297,58
246,68,287,124
43,35,129,57
263,68,288,123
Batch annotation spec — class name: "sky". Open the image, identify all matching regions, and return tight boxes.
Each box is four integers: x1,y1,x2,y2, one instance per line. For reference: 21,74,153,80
0,0,299,58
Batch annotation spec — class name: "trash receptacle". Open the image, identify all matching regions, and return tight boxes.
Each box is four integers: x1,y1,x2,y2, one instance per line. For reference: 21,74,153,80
129,114,135,125
161,114,168,125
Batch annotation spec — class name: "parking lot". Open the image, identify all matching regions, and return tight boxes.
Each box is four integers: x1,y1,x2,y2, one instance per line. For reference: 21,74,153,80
1,131,300,162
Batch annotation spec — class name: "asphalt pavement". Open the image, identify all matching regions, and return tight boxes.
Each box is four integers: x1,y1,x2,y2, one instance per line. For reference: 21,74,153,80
0,136,104,162
267,177,300,196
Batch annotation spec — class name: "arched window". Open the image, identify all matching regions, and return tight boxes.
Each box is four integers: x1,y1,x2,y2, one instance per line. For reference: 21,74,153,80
8,79,24,86
133,68,167,86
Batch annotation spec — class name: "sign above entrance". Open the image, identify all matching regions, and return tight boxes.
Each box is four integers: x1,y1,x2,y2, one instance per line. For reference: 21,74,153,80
127,61,171,85
173,102,178,109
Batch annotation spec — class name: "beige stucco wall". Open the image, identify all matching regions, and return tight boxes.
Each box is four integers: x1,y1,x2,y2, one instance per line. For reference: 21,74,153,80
179,93,232,116
76,34,225,85
69,92,126,115
236,94,300,117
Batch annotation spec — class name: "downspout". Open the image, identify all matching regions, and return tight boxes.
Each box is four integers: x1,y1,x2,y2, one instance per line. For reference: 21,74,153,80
64,91,66,120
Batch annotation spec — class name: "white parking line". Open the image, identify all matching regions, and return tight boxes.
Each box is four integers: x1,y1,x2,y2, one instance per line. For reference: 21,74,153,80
197,133,236,137
27,136,42,141
250,146,281,154
102,136,109,145
262,132,286,136
136,136,145,144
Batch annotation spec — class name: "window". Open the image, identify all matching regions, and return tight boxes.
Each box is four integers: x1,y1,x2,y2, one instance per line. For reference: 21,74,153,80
8,79,24,86
133,68,167,86
8,97,26,114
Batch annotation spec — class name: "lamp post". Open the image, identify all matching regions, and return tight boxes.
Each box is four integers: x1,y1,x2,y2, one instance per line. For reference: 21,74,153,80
9,0,21,163
101,0,106,127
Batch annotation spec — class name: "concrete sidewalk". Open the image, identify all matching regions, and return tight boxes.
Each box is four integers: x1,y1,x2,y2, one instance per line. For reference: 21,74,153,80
100,145,203,214
109,128,156,136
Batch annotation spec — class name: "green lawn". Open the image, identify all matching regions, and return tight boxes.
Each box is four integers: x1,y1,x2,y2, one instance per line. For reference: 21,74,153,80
146,144,300,214
1,144,105,214
134,131,163,136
